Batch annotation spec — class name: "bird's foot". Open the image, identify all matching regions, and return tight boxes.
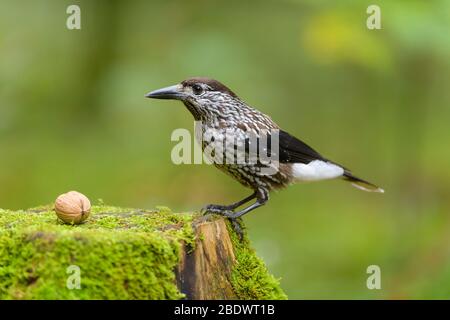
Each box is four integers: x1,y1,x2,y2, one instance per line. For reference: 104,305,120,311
229,218,245,240
201,206,245,240
202,206,236,218
201,204,231,214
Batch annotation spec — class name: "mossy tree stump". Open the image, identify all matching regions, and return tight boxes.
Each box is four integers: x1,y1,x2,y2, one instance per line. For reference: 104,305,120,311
0,205,286,300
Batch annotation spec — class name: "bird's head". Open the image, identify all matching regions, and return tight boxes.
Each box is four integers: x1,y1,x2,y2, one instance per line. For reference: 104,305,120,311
146,77,240,120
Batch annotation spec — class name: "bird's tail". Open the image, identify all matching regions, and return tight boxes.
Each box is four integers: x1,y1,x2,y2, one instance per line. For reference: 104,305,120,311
343,171,384,193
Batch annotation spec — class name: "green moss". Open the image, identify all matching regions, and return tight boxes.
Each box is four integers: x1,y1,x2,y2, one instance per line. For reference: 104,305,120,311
0,206,195,299
0,206,286,300
227,220,288,300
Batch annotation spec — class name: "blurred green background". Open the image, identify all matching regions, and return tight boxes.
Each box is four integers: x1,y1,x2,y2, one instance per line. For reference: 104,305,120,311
1,0,449,299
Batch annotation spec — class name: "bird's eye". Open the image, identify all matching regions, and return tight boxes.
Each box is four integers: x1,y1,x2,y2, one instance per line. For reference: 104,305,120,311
192,84,203,95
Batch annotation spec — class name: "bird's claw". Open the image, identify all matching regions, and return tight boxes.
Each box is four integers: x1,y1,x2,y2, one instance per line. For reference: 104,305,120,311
202,206,235,218
201,204,229,214
229,218,244,240
200,205,245,240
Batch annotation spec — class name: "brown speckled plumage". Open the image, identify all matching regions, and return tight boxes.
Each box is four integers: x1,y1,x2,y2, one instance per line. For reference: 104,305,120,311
146,77,383,234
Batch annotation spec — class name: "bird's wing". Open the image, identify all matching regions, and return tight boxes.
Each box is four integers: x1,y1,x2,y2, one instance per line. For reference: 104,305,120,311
277,130,328,164
243,129,337,165
274,131,382,191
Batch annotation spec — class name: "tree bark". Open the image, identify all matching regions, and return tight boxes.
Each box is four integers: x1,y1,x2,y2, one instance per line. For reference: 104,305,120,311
176,218,238,299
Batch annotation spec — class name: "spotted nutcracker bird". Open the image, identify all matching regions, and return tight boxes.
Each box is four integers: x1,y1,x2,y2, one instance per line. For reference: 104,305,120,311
146,77,383,229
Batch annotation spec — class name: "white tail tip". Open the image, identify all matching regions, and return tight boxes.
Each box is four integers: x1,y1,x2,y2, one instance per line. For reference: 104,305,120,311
351,182,384,193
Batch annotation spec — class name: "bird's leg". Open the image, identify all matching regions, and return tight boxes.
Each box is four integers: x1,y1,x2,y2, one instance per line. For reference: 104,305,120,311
221,189,269,219
203,189,269,239
202,192,257,213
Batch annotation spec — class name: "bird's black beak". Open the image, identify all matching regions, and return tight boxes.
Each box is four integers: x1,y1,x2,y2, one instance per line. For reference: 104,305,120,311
145,84,185,100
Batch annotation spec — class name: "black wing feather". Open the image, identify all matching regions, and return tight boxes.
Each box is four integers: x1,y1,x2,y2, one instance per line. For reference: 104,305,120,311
277,130,327,164
244,130,330,164
272,131,381,191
